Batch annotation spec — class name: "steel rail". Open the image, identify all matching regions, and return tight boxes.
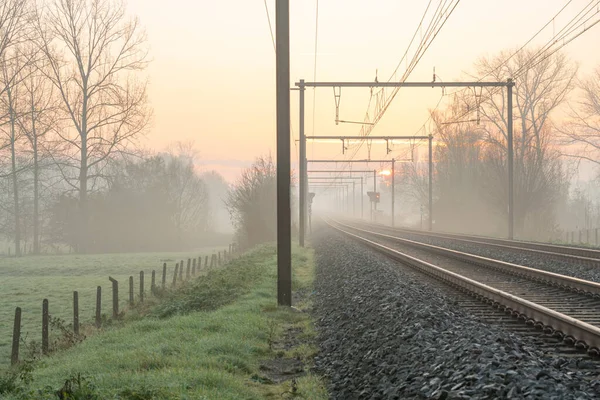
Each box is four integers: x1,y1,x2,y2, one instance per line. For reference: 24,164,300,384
353,220,600,267
335,220,600,296
327,219,600,353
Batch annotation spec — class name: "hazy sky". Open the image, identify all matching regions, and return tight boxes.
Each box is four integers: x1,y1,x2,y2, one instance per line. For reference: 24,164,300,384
127,0,600,181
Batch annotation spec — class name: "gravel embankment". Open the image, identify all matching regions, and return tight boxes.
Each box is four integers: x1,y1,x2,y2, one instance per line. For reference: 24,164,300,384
393,231,600,283
312,227,600,399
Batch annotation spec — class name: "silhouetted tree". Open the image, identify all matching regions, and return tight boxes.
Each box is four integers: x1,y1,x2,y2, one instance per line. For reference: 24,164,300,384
226,155,276,248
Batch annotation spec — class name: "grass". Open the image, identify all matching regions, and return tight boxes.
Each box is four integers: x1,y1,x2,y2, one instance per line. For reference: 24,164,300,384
0,244,328,399
0,247,226,368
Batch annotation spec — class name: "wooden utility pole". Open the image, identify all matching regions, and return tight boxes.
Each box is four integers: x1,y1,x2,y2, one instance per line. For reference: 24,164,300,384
276,0,291,306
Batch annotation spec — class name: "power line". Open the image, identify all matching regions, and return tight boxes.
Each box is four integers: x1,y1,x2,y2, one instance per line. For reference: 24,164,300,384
263,0,276,52
417,0,600,131
345,0,461,162
262,0,299,165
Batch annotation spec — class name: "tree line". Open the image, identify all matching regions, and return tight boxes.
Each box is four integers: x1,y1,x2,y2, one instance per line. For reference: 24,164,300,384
0,0,231,255
395,49,600,240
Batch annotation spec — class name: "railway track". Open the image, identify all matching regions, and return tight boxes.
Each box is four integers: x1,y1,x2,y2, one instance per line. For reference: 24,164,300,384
328,218,600,357
349,220,600,268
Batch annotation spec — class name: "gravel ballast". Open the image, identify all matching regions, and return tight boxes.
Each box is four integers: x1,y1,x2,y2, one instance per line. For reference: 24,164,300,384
392,230,600,283
312,227,600,399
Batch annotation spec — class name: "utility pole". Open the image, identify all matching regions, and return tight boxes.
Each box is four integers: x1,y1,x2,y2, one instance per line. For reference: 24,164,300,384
276,0,291,306
428,134,433,231
391,158,395,227
298,79,306,247
353,181,356,217
373,170,377,222
361,177,364,219
507,79,514,240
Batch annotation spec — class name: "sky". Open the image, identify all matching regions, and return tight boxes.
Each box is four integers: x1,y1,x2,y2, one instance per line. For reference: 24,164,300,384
126,0,600,182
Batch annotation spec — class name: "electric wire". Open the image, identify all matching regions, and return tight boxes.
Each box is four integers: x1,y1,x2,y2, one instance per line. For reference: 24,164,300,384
311,0,319,161
318,0,461,188
262,0,299,165
263,0,276,52
418,0,600,134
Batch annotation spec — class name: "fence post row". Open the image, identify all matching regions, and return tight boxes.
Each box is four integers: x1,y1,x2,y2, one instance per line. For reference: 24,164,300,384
73,291,79,335
151,270,156,294
173,263,179,286
42,299,49,354
129,276,134,306
140,271,145,303
11,307,21,365
179,260,184,280
109,277,119,319
96,286,102,328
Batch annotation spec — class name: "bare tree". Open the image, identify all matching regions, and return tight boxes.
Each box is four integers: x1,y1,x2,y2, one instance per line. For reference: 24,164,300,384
560,66,600,165
0,0,30,255
36,0,150,252
14,46,59,254
471,49,576,237
0,0,29,81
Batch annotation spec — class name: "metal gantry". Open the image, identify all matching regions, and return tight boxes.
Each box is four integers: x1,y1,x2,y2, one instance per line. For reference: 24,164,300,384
308,177,364,216
305,135,433,229
309,170,375,219
296,79,515,244
307,159,395,224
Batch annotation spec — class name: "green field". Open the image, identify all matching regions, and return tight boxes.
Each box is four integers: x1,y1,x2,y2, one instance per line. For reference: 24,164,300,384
0,247,226,367
0,244,327,399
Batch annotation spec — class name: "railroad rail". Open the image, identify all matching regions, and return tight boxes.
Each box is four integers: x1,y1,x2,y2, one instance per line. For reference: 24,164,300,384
327,218,600,355
349,220,600,267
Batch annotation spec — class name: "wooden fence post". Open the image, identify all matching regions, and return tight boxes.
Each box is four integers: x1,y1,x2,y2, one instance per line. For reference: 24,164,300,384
151,270,156,295
73,291,79,335
205,255,209,268
96,286,102,328
42,299,49,354
179,260,184,280
192,258,196,275
129,276,134,306
186,259,191,279
109,277,119,319
162,263,167,288
140,271,145,303
218,252,221,266
197,256,201,270
173,263,179,286
11,307,21,365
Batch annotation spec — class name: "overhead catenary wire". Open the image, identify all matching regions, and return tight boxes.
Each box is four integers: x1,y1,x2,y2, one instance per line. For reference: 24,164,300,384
418,0,600,132
319,0,461,186
262,0,299,164
263,0,276,52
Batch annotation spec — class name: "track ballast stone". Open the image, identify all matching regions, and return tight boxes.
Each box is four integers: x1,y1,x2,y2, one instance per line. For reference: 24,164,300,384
312,228,600,399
